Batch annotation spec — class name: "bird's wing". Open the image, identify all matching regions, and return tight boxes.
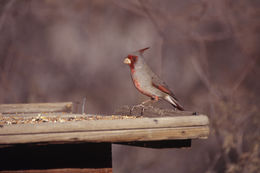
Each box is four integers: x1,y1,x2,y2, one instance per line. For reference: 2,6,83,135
151,75,179,101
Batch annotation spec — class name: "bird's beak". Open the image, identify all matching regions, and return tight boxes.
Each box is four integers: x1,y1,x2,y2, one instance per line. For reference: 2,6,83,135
124,57,131,64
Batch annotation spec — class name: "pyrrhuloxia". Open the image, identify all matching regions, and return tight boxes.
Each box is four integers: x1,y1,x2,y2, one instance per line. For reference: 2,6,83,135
124,47,184,111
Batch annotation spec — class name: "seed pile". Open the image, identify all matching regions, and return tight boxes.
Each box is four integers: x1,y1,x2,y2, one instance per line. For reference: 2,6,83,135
0,113,141,126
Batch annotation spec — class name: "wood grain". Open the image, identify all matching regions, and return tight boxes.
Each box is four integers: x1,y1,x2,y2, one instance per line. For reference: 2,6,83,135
0,126,209,144
115,105,199,117
0,102,73,114
0,115,209,135
0,103,210,145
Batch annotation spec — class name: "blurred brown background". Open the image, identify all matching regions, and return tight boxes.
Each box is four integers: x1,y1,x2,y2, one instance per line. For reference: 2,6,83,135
0,0,259,172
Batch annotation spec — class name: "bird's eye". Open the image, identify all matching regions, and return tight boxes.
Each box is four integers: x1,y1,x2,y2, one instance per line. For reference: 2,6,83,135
131,56,136,61
127,55,137,63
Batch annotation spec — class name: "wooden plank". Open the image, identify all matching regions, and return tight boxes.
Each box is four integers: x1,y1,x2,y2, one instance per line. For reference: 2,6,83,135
0,102,73,114
0,115,209,135
0,126,209,144
115,105,199,117
1,113,95,118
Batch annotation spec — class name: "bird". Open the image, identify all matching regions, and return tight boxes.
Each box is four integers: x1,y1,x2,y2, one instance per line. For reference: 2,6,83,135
123,47,184,111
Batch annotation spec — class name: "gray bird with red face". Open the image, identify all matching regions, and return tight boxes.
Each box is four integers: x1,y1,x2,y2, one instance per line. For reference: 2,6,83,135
124,47,184,111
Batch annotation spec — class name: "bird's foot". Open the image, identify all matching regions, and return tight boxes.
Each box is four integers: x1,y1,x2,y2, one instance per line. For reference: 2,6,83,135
130,99,158,115
130,103,146,116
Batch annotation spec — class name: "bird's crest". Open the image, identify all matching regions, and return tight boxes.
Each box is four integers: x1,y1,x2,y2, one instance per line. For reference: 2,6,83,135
137,47,150,55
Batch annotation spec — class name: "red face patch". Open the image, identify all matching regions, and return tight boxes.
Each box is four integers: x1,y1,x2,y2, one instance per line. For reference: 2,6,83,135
127,55,138,70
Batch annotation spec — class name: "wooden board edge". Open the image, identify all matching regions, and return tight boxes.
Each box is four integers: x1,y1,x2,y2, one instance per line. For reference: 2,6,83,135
0,126,209,144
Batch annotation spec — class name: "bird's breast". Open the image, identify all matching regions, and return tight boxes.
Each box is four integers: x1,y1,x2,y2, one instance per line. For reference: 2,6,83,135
131,70,167,97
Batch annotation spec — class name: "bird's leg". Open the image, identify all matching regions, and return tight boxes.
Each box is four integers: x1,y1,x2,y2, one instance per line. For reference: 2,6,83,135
141,96,159,106
146,96,159,107
141,99,153,105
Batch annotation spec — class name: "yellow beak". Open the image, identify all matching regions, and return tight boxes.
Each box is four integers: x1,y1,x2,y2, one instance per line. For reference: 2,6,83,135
124,58,131,64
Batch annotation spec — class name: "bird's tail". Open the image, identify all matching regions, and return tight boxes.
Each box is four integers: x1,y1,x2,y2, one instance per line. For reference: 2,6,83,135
164,95,184,111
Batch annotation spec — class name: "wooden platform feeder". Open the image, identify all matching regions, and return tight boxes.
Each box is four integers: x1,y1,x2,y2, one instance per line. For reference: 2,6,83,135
0,102,210,172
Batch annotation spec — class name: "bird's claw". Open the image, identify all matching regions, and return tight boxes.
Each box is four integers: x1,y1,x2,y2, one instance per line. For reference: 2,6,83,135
130,104,145,116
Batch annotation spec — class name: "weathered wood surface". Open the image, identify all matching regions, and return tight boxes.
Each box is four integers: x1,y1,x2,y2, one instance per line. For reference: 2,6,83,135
0,115,209,144
0,115,209,134
0,102,73,114
0,103,210,145
115,105,199,117
1,112,92,117
0,126,209,144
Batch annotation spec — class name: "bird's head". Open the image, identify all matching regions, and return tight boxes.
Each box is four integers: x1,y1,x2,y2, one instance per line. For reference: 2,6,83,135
124,47,150,69
123,54,137,67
